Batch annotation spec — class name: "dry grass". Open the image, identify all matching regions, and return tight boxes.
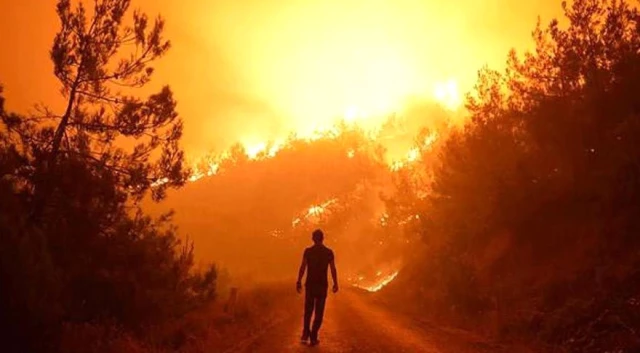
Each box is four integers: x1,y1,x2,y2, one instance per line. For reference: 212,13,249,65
58,282,295,353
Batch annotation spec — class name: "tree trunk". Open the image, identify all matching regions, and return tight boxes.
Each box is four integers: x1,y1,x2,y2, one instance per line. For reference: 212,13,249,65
29,80,79,223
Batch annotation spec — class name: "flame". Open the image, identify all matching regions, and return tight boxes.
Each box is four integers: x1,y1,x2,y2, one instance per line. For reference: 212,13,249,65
173,80,451,187
240,139,286,161
406,147,420,162
424,131,439,146
290,198,339,227
307,198,337,217
150,177,169,188
152,101,445,190
152,123,440,188
347,149,355,158
245,142,268,159
335,79,462,128
389,130,439,171
352,271,399,292
267,142,284,157
307,205,325,217
433,79,462,110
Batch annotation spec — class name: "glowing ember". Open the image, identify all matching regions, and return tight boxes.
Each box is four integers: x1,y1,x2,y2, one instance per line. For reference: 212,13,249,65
150,177,169,188
347,149,355,158
379,213,389,227
289,198,339,228
306,198,337,218
398,214,420,226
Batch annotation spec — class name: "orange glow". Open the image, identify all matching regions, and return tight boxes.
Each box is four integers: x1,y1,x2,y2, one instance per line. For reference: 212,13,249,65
152,118,438,190
0,0,565,288
0,0,562,157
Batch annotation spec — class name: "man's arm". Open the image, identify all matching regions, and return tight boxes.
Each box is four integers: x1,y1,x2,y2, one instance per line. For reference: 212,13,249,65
296,251,307,293
330,255,338,293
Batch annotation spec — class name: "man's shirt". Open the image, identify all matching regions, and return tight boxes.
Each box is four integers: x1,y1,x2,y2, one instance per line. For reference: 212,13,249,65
304,244,334,289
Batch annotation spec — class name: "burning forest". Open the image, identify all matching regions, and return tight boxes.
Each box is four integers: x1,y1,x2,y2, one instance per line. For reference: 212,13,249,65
4,0,640,352
145,107,454,290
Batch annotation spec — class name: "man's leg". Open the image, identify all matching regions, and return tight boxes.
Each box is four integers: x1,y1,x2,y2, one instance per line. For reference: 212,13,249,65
310,294,327,343
302,289,314,340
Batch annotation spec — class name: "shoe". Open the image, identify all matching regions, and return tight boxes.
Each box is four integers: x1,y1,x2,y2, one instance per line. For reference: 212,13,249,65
310,331,319,346
300,330,310,342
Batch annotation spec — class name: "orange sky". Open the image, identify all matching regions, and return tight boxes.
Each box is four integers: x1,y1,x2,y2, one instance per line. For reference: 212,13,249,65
0,0,561,157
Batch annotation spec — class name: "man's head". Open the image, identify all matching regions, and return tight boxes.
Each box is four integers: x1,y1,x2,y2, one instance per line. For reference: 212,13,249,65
312,229,324,244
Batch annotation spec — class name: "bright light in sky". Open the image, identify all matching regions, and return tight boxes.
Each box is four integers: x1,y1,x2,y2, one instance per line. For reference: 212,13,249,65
344,106,360,123
0,0,562,156
433,80,463,111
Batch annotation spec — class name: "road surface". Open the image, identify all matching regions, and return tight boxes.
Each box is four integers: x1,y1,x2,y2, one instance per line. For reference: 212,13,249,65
226,289,517,353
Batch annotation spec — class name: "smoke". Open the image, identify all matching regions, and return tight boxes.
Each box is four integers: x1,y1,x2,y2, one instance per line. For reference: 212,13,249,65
2,0,565,285
0,0,562,157
146,0,562,156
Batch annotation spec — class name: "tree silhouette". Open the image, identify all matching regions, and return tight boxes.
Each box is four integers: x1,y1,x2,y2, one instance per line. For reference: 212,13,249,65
0,2,213,352
30,0,187,221
393,0,640,348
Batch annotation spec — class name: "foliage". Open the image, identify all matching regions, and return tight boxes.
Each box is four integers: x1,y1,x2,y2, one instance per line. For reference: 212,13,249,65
37,0,187,208
0,1,213,352
389,0,640,351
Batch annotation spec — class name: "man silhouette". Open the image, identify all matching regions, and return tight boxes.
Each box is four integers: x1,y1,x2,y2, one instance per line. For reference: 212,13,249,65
296,229,338,346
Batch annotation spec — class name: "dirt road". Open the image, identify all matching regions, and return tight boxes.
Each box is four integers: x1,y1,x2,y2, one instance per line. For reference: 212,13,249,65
226,289,518,353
